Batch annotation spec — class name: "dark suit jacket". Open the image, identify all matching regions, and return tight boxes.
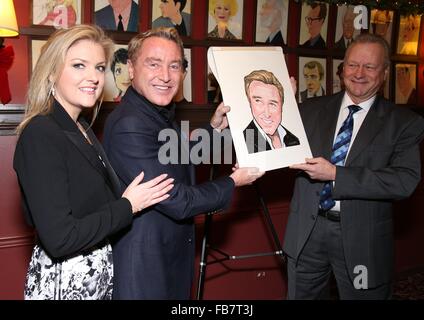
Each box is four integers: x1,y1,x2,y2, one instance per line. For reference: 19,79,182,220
94,1,139,32
266,30,285,46
242,120,300,154
103,87,235,299
300,34,326,49
300,87,325,103
152,12,191,36
283,91,424,288
13,101,132,259
334,36,349,50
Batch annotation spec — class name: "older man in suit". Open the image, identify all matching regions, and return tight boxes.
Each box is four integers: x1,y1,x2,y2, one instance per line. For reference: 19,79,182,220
285,33,424,299
103,27,263,300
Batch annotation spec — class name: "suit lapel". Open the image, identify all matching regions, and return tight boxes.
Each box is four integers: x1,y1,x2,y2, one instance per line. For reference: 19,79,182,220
81,119,123,197
316,94,344,160
50,102,116,192
346,97,386,165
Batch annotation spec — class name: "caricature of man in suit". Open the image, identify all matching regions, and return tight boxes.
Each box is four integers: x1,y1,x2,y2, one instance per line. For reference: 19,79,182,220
299,60,325,102
300,3,327,49
243,70,299,154
286,33,424,299
259,0,285,46
95,0,139,32
334,6,357,50
152,0,191,36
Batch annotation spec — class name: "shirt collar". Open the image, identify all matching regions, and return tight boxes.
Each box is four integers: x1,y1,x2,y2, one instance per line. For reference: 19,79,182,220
342,92,375,113
128,86,176,122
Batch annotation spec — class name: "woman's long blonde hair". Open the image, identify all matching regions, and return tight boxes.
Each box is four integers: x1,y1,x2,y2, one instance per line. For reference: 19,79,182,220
16,24,114,135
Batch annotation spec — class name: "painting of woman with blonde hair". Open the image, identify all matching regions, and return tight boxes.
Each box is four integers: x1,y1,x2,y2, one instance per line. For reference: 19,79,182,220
33,0,80,28
208,0,243,40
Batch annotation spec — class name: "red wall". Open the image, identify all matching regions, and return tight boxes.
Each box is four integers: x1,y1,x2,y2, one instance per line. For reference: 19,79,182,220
1,1,424,300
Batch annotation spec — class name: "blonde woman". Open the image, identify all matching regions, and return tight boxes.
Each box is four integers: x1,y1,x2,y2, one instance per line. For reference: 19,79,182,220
208,0,239,39
13,25,174,300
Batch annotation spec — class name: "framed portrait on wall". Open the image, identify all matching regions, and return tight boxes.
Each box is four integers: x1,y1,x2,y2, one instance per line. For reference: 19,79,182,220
207,65,222,103
32,0,82,28
151,0,192,37
103,44,130,102
298,56,326,103
207,0,244,40
332,59,344,94
31,39,47,70
177,48,192,103
396,15,422,56
298,2,329,49
370,9,394,46
334,5,361,50
255,0,289,46
208,46,312,171
93,0,139,33
395,63,417,105
382,67,390,101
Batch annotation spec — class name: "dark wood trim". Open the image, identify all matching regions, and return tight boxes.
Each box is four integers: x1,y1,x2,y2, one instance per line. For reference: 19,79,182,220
0,104,24,136
0,234,35,250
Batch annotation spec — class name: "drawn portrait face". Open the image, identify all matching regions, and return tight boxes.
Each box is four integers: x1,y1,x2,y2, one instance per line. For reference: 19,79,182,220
303,65,321,96
342,8,356,39
109,0,132,11
259,0,282,32
395,64,416,104
213,0,232,24
305,5,324,38
247,80,282,136
160,0,180,18
114,62,130,92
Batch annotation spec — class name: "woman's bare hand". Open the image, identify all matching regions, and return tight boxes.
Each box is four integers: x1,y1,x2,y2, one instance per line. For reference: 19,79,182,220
122,172,174,214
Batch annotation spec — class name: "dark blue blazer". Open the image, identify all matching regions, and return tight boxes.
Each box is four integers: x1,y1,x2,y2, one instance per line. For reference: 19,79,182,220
103,87,235,299
94,1,139,32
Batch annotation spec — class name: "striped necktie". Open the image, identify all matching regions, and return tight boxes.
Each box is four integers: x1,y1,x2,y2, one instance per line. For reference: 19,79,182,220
319,105,361,211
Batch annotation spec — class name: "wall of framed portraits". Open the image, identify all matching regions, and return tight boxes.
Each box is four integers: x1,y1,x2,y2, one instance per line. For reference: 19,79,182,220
1,0,424,299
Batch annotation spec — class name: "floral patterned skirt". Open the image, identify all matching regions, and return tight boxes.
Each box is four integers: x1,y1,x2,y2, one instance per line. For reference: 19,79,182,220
24,243,113,300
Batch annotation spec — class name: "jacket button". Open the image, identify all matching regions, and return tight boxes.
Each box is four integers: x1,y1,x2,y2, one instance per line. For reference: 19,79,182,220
188,238,192,243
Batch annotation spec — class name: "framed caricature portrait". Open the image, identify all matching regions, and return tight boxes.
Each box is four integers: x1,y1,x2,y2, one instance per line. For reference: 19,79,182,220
207,0,244,40
396,15,422,56
208,46,312,171
383,68,390,101
93,0,139,32
298,56,326,103
207,65,222,103
32,0,82,28
151,0,192,37
395,63,417,105
298,2,329,49
332,59,344,94
370,9,394,46
179,48,192,102
31,39,47,70
104,44,130,102
334,5,361,50
255,0,289,46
